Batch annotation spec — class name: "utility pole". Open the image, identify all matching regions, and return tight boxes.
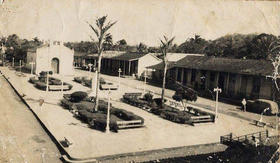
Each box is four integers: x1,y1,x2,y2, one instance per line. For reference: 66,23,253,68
214,87,222,123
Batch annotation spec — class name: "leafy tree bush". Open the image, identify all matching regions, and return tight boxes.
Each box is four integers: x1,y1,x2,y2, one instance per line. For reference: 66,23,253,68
172,84,197,111
50,79,62,85
60,99,74,110
74,101,95,112
70,91,88,102
35,81,47,90
28,77,39,84
143,93,153,103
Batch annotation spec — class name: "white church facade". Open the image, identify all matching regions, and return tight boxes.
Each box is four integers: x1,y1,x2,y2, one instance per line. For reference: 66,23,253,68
26,41,74,76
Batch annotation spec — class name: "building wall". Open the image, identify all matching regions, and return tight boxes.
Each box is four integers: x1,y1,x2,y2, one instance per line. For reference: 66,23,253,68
34,45,74,76
138,54,162,77
259,78,272,99
163,67,273,100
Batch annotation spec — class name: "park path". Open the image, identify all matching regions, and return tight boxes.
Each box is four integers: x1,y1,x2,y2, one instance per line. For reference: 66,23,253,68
0,75,61,163
0,67,276,162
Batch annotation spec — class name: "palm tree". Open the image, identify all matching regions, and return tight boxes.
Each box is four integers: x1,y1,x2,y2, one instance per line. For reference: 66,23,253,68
88,16,116,112
160,36,175,106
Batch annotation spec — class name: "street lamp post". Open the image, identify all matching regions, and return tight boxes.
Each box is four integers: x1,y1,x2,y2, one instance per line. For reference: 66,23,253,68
214,87,222,123
143,69,147,94
106,88,111,133
46,71,49,92
91,67,96,91
88,63,93,73
29,62,35,75
61,73,64,93
88,63,93,90
19,60,22,73
242,98,247,112
12,57,14,67
118,68,122,90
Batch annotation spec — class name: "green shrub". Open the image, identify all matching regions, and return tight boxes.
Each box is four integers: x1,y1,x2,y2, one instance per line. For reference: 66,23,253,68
143,93,153,103
50,79,62,85
159,109,191,124
35,81,47,90
74,101,95,112
70,91,88,102
84,79,92,87
60,99,73,109
39,71,53,77
29,77,39,84
74,77,83,83
77,110,119,132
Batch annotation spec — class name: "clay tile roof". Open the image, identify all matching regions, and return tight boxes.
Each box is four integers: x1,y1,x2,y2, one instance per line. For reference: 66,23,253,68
148,55,274,76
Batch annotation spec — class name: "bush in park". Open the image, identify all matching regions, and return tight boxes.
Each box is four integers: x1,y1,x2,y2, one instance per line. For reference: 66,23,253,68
143,93,153,103
70,91,88,102
172,84,197,111
78,110,119,132
60,99,74,110
74,101,95,112
29,77,39,84
74,77,83,83
159,107,192,124
35,81,47,90
50,79,62,85
39,71,53,77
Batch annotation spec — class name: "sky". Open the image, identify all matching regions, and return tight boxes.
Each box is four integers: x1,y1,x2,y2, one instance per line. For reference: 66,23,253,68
0,0,279,46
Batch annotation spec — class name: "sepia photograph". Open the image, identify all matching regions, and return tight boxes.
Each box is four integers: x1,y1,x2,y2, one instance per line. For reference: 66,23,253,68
0,0,279,162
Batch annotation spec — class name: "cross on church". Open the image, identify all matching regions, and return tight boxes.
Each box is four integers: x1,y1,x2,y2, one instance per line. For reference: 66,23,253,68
214,87,222,123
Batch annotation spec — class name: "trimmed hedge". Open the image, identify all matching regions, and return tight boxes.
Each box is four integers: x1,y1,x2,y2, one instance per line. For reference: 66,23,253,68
35,81,47,90
29,77,39,84
50,79,62,85
61,99,74,110
70,91,88,102
74,77,83,83
78,110,120,132
74,101,95,112
74,76,106,86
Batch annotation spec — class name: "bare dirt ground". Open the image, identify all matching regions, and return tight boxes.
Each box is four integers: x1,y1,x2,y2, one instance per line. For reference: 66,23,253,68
0,75,61,163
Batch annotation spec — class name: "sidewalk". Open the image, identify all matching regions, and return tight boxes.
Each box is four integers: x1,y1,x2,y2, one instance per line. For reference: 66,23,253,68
1,67,277,162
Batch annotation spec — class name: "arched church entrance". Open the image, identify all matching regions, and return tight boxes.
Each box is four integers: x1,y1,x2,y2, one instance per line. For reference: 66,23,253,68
51,58,59,74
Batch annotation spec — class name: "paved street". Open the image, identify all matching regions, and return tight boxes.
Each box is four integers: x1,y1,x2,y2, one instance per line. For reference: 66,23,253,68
0,67,276,161
0,75,61,163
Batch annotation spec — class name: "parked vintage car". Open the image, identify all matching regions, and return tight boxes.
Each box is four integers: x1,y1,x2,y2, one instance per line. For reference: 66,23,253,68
246,99,278,115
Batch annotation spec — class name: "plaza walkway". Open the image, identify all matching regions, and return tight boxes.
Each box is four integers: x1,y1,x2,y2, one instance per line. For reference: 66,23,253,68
0,67,277,162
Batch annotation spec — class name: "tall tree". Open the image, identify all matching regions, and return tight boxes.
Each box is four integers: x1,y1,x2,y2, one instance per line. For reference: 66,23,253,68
88,16,116,112
250,33,279,60
103,34,113,51
172,82,197,111
160,36,175,105
137,42,148,53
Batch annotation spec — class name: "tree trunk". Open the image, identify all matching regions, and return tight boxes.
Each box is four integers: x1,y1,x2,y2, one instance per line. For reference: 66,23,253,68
94,52,102,112
161,60,167,106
